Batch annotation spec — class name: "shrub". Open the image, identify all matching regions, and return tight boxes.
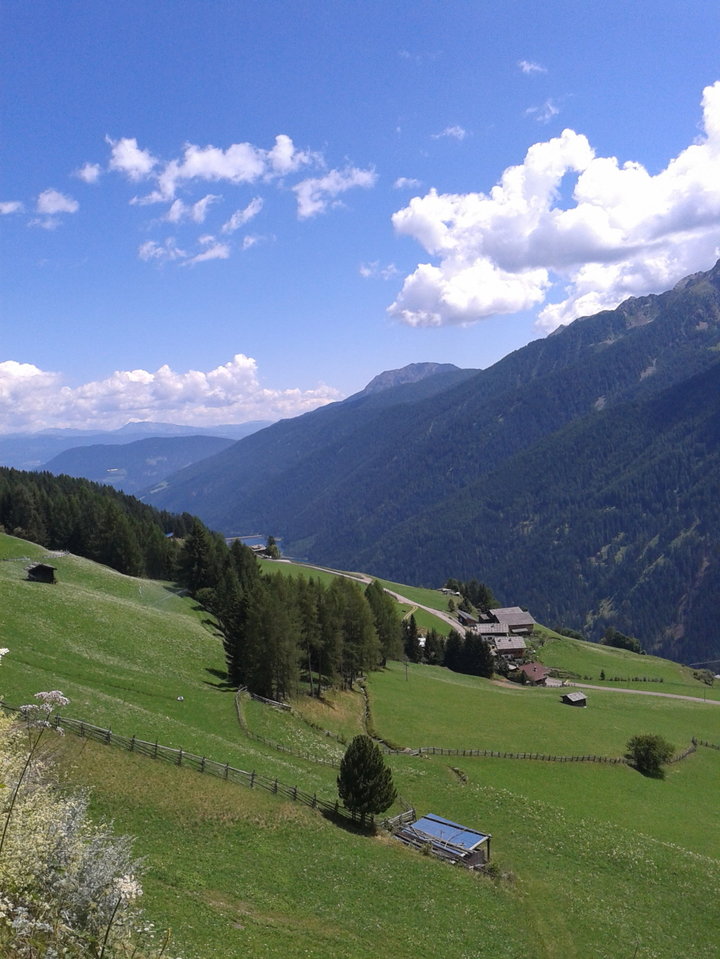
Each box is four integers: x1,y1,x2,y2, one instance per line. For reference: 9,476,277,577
626,733,674,778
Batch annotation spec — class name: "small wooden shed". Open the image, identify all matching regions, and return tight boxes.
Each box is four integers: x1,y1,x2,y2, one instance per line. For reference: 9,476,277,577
562,691,587,707
26,563,57,584
396,813,491,868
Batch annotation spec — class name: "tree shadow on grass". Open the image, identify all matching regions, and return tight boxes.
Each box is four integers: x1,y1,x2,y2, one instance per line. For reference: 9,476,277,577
321,808,377,836
203,667,235,691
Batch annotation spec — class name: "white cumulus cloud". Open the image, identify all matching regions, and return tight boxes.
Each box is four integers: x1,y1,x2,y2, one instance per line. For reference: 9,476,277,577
389,81,720,332
0,201,24,215
74,162,102,183
293,166,377,219
106,136,158,181
36,189,79,215
0,355,342,432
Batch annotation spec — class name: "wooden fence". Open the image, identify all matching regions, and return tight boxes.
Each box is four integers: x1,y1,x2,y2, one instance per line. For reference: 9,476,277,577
234,691,341,768
389,746,629,764
0,703,367,827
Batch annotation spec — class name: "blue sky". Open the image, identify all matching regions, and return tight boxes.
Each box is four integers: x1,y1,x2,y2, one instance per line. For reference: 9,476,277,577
2,0,720,432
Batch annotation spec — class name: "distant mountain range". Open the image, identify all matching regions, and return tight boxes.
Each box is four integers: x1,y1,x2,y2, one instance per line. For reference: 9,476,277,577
40,434,238,495
145,259,720,664
0,420,272,472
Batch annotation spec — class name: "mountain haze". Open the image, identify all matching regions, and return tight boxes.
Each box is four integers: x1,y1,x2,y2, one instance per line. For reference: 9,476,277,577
40,434,236,495
146,260,720,662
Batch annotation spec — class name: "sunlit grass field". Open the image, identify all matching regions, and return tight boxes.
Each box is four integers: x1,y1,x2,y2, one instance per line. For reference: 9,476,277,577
3,532,720,958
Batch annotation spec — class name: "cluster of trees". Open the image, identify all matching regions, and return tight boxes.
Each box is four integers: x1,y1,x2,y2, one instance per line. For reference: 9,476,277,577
443,578,497,613
402,618,495,679
402,616,445,665
0,468,193,579
176,521,404,700
2,470,407,701
444,630,495,678
601,627,645,655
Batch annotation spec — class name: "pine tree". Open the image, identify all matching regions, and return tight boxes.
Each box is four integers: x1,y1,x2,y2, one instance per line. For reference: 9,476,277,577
337,734,397,818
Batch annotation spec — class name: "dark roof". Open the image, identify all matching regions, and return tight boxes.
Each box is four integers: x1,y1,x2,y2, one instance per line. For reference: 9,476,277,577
518,662,550,681
491,606,536,628
562,691,587,705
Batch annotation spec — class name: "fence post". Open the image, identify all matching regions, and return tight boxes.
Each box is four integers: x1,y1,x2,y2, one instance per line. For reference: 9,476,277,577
293,785,297,801
200,756,206,773
177,749,183,767
130,735,135,752
250,771,255,788
154,741,158,759
80,722,85,738
106,728,111,744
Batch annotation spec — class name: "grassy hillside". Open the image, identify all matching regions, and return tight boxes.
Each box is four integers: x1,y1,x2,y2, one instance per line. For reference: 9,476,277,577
3,533,719,958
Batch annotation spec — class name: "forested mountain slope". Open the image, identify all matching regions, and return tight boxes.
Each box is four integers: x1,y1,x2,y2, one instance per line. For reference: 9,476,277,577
42,434,235,495
146,259,720,662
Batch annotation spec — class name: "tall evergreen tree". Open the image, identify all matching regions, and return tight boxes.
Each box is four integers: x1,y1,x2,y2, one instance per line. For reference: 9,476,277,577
365,579,403,666
337,734,397,819
402,614,421,663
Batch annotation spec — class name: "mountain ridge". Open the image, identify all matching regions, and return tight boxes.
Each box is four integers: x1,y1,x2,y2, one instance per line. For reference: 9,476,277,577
145,259,720,662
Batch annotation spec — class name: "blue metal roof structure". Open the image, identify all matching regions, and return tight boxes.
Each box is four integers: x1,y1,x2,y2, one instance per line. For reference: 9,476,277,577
408,813,489,850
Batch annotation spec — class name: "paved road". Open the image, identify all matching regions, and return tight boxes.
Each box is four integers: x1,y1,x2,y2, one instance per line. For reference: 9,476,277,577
569,681,720,705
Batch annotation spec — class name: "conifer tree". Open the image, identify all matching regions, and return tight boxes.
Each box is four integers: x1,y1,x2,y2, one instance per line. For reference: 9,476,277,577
337,734,397,818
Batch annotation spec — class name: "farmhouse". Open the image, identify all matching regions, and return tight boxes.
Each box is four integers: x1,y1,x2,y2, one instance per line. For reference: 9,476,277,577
490,606,536,635
492,635,527,659
26,563,57,584
562,691,587,707
396,813,491,868
518,662,550,685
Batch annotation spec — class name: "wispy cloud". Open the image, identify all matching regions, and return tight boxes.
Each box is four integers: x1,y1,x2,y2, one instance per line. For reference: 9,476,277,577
293,166,377,219
0,201,24,215
359,261,398,280
394,177,422,190
431,125,467,141
518,59,547,75
525,99,560,124
184,235,230,265
222,197,264,233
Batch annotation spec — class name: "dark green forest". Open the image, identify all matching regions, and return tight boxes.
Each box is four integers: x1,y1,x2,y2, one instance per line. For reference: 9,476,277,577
0,468,406,699
0,467,192,579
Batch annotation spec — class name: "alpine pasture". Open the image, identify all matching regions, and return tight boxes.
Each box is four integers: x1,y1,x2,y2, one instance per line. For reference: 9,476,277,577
2,534,719,958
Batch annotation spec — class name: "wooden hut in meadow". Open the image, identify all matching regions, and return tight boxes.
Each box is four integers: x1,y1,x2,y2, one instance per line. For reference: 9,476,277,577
396,813,491,868
26,563,57,584
562,691,587,707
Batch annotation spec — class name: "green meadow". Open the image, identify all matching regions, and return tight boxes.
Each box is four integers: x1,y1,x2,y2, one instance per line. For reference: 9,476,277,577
2,533,719,958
